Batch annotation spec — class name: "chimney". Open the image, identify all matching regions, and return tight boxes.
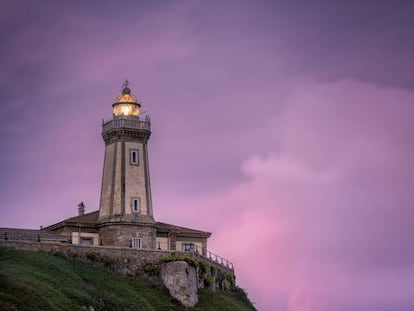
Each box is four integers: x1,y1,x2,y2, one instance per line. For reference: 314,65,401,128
77,202,85,216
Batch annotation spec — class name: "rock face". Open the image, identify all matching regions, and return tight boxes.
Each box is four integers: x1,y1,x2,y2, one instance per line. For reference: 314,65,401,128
160,261,198,307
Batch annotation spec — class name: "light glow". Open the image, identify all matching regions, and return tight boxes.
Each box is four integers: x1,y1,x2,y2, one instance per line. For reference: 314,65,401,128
113,104,140,116
121,105,131,115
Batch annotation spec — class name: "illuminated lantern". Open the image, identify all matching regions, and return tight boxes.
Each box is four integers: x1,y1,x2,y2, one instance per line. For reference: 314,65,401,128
112,81,141,117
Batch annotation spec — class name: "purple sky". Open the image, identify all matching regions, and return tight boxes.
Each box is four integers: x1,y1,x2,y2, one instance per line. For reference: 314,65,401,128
1,1,414,310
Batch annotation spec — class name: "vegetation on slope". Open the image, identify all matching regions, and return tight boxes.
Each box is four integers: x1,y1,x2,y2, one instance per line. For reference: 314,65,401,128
0,247,255,311
195,288,256,311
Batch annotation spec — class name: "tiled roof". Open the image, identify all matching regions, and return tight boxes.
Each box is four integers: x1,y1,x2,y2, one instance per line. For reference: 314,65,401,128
43,209,211,238
43,211,99,230
64,211,99,224
156,222,211,237
0,228,69,242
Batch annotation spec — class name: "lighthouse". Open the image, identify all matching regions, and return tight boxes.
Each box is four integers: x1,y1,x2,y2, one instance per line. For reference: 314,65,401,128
98,81,155,248
44,81,212,256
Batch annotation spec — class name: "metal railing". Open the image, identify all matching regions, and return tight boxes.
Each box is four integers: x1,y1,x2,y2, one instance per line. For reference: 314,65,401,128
156,241,234,270
204,250,234,270
102,117,151,133
189,244,233,270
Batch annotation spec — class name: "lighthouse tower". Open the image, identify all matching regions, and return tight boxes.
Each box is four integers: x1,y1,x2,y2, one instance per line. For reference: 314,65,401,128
98,81,155,249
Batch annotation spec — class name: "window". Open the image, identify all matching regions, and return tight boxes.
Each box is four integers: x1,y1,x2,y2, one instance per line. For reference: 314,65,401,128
130,149,139,165
132,197,140,213
80,237,92,246
132,237,142,249
182,243,193,251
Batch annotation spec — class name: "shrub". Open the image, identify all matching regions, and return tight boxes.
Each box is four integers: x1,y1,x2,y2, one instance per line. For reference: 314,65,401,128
199,261,207,274
85,252,98,261
225,273,235,286
230,286,256,309
159,253,198,268
135,267,142,277
216,271,229,291
216,271,225,283
210,266,217,276
49,250,67,258
101,256,115,267
223,282,230,291
203,276,213,288
198,261,208,279
143,262,159,276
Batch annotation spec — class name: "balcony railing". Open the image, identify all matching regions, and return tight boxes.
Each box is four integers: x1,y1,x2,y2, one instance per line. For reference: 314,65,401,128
102,116,151,133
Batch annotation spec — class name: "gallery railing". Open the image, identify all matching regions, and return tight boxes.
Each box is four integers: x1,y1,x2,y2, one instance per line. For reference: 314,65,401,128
102,116,151,133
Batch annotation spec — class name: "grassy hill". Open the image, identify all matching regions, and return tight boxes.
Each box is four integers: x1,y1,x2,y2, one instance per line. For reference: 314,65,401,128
0,247,255,311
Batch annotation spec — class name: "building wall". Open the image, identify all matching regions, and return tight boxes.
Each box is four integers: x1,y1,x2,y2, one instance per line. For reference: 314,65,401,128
156,236,169,250
176,236,207,255
176,241,203,253
71,232,99,246
155,234,208,255
99,223,156,249
51,226,99,241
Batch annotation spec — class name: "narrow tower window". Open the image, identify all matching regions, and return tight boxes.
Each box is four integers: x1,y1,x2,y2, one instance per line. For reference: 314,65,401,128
132,197,140,213
130,149,139,165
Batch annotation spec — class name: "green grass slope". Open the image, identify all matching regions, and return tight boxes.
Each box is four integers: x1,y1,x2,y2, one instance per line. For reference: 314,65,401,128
0,247,255,311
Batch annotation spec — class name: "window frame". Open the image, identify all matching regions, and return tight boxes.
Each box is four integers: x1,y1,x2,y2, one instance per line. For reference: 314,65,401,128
132,197,140,213
130,149,139,165
131,237,142,249
80,237,93,246
182,243,193,251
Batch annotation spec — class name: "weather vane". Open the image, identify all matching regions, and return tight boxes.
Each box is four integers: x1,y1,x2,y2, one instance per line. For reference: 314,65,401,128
122,79,129,91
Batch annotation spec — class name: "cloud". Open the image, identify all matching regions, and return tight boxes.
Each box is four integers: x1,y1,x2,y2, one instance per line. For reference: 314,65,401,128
2,2,414,310
157,79,414,310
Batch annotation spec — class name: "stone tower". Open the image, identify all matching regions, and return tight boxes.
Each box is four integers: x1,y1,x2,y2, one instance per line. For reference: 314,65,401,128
98,81,155,249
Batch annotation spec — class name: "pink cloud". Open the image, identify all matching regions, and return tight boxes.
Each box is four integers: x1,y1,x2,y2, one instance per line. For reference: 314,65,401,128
2,3,414,310
156,80,414,310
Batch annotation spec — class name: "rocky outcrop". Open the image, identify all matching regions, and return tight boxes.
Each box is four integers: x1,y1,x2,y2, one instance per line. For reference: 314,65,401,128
160,261,198,307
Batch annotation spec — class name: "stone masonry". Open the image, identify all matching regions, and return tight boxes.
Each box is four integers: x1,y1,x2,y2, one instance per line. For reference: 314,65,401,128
0,239,235,308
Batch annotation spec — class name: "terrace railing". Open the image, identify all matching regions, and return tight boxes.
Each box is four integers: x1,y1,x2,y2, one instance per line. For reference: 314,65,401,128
155,241,234,271
204,250,234,270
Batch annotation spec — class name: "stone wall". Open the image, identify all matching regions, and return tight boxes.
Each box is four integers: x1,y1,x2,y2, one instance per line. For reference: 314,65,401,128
0,239,235,307
0,240,168,271
0,240,233,275
98,223,156,249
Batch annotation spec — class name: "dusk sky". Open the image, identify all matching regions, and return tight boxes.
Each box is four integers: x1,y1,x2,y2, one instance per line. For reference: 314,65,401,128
1,1,414,310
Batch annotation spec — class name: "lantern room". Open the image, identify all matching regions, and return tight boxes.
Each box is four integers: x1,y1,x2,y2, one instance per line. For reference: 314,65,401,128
112,81,141,117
